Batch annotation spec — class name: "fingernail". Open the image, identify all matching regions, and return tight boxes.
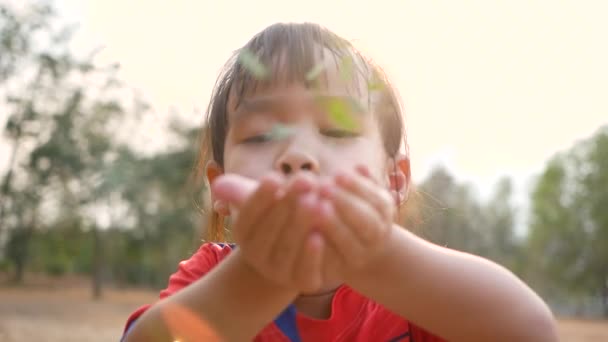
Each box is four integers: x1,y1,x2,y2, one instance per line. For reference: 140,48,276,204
274,187,287,200
319,199,333,217
356,165,371,177
299,192,316,209
335,172,351,187
295,177,314,192
319,184,335,198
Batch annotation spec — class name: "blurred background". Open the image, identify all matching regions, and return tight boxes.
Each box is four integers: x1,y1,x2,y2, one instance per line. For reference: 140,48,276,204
0,0,607,341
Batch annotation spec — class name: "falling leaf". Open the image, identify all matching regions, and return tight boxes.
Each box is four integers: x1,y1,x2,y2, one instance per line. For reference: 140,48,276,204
326,98,358,131
339,56,354,82
305,62,326,82
238,49,269,79
346,97,365,114
269,124,295,140
367,80,384,92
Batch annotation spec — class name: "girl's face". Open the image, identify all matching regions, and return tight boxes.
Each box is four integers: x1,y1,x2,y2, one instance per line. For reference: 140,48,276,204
211,53,410,293
222,83,389,185
221,47,398,185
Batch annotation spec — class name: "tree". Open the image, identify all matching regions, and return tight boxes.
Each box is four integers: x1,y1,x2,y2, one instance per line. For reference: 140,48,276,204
482,177,520,271
416,166,486,255
0,2,129,299
1,1,204,294
527,125,608,316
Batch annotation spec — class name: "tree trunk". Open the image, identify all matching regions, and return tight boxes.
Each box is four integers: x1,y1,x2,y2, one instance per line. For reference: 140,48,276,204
13,247,26,284
0,135,21,242
602,274,608,318
9,226,33,284
92,226,103,300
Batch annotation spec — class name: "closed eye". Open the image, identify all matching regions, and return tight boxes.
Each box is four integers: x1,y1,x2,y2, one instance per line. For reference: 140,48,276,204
321,129,360,138
241,134,272,144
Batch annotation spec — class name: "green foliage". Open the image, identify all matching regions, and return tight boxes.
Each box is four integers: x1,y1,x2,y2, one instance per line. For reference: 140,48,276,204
0,258,11,274
415,166,523,277
0,1,201,295
527,126,608,315
416,166,487,255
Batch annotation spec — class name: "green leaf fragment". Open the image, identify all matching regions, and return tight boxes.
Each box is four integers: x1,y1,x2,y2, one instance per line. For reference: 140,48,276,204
305,62,326,82
238,49,269,79
367,80,384,92
339,56,354,82
346,97,365,114
269,124,295,140
327,99,358,131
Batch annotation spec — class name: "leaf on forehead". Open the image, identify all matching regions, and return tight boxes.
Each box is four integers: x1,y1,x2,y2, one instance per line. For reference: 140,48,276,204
305,62,326,82
339,56,354,82
367,80,384,92
238,49,269,79
326,98,358,131
269,124,296,140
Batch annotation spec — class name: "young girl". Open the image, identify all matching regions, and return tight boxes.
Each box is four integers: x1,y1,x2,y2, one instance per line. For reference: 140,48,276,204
122,23,557,342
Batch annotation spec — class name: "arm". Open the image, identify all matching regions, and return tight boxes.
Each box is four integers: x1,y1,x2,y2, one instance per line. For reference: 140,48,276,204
124,249,297,342
348,226,559,342
125,173,322,342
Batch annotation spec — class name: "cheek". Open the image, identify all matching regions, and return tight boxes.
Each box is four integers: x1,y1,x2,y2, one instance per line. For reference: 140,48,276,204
323,138,386,181
223,147,276,180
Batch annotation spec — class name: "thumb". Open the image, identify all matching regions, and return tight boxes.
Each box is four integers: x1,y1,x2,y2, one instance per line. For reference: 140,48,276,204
211,174,258,207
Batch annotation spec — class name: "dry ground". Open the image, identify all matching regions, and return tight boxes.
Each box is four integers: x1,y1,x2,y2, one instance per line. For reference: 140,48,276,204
0,276,607,341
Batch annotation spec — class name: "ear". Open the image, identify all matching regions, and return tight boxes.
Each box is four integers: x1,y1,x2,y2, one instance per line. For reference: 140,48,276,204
206,160,229,216
386,154,411,205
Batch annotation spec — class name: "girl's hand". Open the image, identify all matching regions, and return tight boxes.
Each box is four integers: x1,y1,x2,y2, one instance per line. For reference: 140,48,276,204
212,173,326,293
317,165,396,277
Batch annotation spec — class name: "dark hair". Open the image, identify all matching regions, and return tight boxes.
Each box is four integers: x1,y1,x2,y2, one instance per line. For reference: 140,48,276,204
194,22,409,241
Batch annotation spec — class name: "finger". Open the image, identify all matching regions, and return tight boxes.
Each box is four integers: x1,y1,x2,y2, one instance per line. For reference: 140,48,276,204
321,244,343,285
269,174,317,275
274,172,316,199
357,164,406,206
334,171,395,221
232,174,283,243
247,192,292,278
295,232,324,293
212,200,230,216
322,184,384,246
355,164,372,179
275,192,317,281
211,174,260,207
316,199,366,268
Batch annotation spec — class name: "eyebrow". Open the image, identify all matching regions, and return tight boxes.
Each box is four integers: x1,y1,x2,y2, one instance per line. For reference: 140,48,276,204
231,96,283,122
240,96,282,114
230,93,368,122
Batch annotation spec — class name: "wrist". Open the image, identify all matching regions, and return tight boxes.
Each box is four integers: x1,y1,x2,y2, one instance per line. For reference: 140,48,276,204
344,224,407,286
232,249,300,298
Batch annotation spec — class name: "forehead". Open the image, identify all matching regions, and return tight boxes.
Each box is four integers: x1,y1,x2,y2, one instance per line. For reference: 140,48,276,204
227,46,379,115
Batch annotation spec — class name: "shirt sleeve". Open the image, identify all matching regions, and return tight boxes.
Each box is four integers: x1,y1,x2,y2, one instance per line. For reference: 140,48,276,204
122,243,234,337
410,323,447,342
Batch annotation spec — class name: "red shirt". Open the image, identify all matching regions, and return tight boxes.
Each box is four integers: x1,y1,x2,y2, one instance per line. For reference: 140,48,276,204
123,243,445,342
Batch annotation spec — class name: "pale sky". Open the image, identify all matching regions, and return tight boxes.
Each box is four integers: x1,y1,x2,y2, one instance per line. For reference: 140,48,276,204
3,0,608,204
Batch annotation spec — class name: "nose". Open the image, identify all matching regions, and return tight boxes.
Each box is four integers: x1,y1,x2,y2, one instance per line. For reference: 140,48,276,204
276,150,319,175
